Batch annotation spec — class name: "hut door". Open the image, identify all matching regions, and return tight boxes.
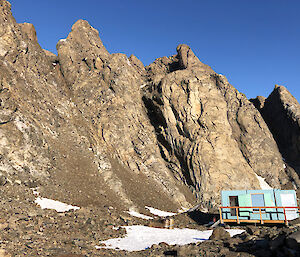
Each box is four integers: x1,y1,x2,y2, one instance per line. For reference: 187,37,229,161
229,196,239,216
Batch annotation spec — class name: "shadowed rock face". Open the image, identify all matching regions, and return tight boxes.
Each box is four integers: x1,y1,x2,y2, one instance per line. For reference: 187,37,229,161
253,86,300,172
0,0,297,213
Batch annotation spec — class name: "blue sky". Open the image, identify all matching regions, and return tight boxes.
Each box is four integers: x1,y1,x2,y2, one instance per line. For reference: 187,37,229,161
9,0,300,101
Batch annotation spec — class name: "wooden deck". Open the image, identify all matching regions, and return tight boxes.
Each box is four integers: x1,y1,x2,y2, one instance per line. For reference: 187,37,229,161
219,206,299,225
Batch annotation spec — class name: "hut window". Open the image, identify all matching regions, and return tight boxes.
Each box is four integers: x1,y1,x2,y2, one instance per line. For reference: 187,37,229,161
251,194,265,211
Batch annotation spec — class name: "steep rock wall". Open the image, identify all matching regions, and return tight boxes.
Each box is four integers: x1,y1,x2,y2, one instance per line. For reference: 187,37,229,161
251,86,300,189
143,45,290,207
56,20,194,210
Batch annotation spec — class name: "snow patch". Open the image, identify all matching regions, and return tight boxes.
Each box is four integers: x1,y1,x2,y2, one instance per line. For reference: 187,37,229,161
255,174,272,190
96,225,244,251
127,210,153,220
126,58,132,66
35,197,80,212
145,206,177,217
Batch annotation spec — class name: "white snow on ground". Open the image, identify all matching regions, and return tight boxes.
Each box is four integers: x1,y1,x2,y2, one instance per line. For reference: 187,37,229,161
255,174,272,190
96,225,245,251
127,210,153,220
35,197,80,212
145,206,177,217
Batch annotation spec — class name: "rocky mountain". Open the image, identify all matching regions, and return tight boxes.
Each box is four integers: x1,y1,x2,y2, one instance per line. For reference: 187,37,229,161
1,0,300,255
0,0,299,212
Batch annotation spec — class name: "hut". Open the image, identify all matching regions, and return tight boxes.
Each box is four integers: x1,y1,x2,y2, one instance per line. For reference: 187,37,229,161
219,189,299,225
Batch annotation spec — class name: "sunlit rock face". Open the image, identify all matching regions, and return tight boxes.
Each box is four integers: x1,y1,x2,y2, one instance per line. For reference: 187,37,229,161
143,45,290,208
0,0,296,213
56,19,194,210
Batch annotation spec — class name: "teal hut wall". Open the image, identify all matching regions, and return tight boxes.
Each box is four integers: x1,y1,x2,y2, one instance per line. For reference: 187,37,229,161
221,189,298,221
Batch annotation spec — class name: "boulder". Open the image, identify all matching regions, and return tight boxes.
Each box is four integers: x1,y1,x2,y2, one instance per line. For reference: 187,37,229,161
286,231,300,250
209,227,231,240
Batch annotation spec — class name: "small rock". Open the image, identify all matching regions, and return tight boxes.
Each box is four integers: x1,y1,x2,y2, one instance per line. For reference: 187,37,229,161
269,234,285,250
246,225,261,236
286,231,300,250
0,175,7,186
209,227,231,240
158,242,169,247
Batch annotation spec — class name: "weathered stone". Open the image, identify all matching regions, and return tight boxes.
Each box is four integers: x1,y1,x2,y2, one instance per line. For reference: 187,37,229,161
269,234,285,251
250,95,266,110
289,217,300,226
286,231,300,250
209,227,231,240
0,249,10,257
143,46,290,208
246,226,261,236
19,23,38,43
129,54,146,75
176,44,213,72
256,86,300,171
57,19,194,210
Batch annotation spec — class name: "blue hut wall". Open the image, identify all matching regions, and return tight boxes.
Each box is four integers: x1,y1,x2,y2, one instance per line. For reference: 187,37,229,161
221,189,298,221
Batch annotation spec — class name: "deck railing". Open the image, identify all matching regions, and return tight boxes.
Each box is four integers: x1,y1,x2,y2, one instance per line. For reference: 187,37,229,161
219,206,299,225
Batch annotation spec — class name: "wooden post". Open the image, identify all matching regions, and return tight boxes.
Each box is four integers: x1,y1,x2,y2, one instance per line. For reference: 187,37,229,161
169,218,174,229
259,208,264,224
219,207,223,224
283,207,288,226
236,207,240,224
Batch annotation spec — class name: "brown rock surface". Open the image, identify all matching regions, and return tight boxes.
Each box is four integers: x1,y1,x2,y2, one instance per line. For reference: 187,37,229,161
143,46,289,208
19,22,38,44
256,85,300,171
56,19,195,210
209,227,231,240
0,0,194,218
0,0,300,256
0,0,295,213
0,0,128,211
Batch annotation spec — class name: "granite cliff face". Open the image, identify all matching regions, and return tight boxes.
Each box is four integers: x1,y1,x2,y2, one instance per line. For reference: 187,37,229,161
251,86,300,189
0,0,298,216
252,86,300,167
143,46,290,207
0,1,194,213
